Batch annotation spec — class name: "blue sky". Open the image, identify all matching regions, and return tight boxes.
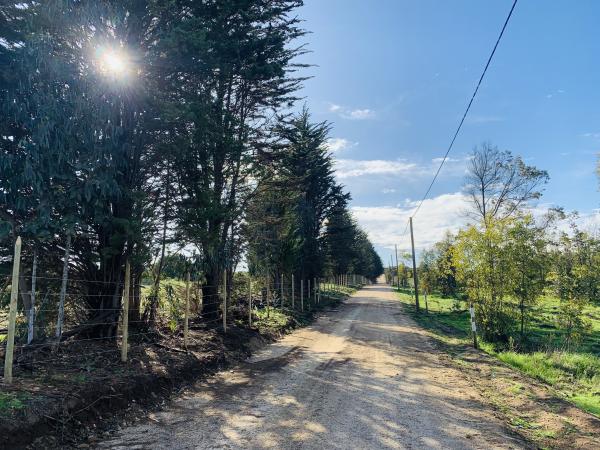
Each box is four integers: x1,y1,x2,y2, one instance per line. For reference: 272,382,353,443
297,0,600,264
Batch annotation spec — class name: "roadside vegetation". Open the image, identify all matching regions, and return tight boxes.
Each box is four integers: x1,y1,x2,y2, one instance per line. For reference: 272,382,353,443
0,1,383,362
0,273,358,448
0,2,383,446
394,288,600,417
389,143,600,417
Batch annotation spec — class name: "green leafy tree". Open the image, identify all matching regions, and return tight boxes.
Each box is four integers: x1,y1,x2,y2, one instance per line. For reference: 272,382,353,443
506,215,548,344
548,226,595,349
453,218,515,342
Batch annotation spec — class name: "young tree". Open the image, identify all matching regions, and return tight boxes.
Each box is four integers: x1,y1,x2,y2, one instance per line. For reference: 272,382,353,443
453,218,515,342
548,226,595,349
506,215,548,344
431,232,459,297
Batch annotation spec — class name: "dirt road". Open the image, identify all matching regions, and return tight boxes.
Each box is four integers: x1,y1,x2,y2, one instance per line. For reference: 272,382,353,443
97,285,527,449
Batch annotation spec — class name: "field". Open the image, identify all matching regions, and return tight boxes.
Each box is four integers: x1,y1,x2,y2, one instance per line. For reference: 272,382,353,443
393,287,600,417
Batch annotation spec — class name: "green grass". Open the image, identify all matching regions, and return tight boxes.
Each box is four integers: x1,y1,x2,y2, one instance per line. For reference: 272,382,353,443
525,295,600,354
570,394,600,416
393,286,600,417
0,392,27,416
251,284,356,333
497,351,600,415
254,307,293,332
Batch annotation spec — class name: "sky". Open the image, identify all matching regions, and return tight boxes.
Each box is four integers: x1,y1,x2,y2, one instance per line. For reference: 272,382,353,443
297,0,600,265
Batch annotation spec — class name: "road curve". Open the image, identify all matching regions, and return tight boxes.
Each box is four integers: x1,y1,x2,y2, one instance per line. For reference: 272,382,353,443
97,284,527,449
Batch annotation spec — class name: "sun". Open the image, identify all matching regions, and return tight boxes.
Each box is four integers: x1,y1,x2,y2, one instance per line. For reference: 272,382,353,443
103,51,126,73
97,47,129,77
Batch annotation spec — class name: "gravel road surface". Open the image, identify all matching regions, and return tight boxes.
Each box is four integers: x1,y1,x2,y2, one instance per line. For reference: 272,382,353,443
97,284,527,449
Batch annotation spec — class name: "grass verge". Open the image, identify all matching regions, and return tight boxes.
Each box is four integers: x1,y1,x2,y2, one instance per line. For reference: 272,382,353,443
393,287,600,418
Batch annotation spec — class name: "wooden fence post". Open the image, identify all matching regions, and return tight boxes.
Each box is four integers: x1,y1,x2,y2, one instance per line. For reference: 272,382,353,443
469,303,478,349
307,279,311,309
222,270,227,332
184,271,190,348
300,279,304,312
266,274,270,318
248,278,252,327
291,274,295,309
3,237,22,384
121,260,131,363
27,250,37,345
198,280,203,315
317,278,320,303
280,273,284,308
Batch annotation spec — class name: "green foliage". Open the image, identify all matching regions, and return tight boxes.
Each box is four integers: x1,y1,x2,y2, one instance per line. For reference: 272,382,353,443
506,215,549,343
498,351,600,416
1,0,351,335
548,225,597,349
395,288,600,417
453,218,516,342
245,108,381,284
0,392,27,415
418,232,458,297
324,207,383,281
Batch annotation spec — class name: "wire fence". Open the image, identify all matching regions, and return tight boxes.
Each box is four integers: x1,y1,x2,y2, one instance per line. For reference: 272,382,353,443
1,238,369,383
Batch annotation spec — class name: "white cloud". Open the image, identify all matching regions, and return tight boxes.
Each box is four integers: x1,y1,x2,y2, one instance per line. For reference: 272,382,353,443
431,156,461,164
546,89,565,99
327,102,376,120
325,137,356,153
343,108,375,120
582,132,600,139
351,191,600,260
328,103,342,113
575,210,600,234
382,188,396,194
334,155,469,180
351,193,471,252
335,159,417,179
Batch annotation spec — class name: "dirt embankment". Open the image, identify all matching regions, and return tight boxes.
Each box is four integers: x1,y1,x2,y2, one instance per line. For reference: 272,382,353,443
0,302,331,450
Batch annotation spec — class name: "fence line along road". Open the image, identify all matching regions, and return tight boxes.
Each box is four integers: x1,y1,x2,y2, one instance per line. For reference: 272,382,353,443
1,235,370,384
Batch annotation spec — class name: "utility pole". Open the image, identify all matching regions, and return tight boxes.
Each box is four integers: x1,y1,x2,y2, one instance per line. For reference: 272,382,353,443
409,217,420,312
389,255,394,285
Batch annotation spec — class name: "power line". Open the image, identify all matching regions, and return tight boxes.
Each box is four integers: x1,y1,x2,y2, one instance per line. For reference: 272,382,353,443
403,0,519,231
